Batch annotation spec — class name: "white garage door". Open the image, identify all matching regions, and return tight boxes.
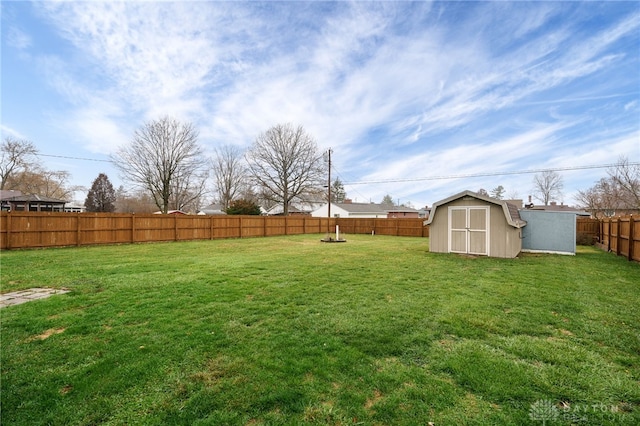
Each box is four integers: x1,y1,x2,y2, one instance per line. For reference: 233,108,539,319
448,206,489,255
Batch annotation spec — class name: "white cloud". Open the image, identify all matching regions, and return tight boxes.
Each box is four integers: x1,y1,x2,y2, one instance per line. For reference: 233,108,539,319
624,100,638,111
0,125,28,140
6,26,31,50
9,1,637,205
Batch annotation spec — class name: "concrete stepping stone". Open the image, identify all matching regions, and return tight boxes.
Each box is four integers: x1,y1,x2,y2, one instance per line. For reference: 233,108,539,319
0,288,70,308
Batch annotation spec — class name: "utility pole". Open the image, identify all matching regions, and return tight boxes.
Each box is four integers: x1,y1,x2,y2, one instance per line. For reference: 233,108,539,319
321,148,346,243
327,148,332,233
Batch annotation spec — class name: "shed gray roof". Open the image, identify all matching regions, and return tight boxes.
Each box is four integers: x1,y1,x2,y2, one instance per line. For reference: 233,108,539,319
526,204,591,215
423,190,526,228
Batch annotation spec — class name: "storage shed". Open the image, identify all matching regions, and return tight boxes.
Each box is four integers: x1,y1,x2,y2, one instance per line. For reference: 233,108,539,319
423,190,527,258
519,209,588,255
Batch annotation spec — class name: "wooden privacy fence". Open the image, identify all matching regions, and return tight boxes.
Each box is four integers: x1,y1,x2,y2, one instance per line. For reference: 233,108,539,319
576,217,600,245
0,212,429,250
595,216,640,262
577,216,640,262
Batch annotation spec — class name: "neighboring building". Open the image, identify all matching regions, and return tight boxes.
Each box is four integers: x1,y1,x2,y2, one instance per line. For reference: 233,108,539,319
522,195,637,218
312,200,387,218
153,210,187,215
588,207,640,218
265,204,308,216
386,205,420,218
312,199,419,218
424,190,526,258
0,190,67,212
197,203,227,215
265,199,325,216
417,206,431,219
64,203,86,213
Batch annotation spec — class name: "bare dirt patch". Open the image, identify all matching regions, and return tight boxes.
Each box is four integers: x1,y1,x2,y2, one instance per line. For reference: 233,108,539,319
33,328,66,341
365,389,383,410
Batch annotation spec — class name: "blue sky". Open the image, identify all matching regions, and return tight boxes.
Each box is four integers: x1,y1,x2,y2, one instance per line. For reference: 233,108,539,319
2,1,639,208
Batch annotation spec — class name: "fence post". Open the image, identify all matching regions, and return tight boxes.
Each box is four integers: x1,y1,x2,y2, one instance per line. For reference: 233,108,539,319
76,213,81,246
131,213,135,243
616,218,621,256
607,218,611,252
598,218,602,245
628,215,634,261
6,212,12,250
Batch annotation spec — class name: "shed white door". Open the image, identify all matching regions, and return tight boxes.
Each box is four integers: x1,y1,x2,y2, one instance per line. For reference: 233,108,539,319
448,206,489,255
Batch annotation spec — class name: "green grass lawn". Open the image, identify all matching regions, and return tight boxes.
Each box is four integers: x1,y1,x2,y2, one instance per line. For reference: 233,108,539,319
1,235,639,425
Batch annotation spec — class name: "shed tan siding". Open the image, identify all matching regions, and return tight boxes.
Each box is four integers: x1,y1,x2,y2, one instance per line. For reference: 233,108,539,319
429,198,522,258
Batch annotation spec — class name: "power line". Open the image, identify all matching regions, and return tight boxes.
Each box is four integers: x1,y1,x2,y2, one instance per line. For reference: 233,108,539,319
33,152,637,193
37,153,112,163
342,162,638,185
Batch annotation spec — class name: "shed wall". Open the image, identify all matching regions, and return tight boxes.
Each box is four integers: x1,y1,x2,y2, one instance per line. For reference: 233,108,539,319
519,210,577,255
429,198,522,258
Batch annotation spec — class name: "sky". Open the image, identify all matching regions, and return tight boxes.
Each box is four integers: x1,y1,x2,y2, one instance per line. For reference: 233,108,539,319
2,0,639,208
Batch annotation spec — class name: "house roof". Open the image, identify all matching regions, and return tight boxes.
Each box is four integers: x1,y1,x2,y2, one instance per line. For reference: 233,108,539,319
386,205,420,213
0,193,67,203
334,202,388,214
153,210,187,215
423,190,526,228
0,190,23,199
197,204,227,215
320,202,419,215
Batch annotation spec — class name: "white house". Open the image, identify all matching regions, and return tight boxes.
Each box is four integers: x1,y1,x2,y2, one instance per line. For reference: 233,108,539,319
197,203,227,215
311,201,389,218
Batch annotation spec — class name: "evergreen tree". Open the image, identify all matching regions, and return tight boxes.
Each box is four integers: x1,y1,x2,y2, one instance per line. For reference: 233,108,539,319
331,178,346,203
381,194,395,206
491,185,505,199
226,199,261,215
85,173,116,212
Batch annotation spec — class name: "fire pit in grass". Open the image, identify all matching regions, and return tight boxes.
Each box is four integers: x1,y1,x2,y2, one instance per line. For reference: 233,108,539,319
321,225,347,243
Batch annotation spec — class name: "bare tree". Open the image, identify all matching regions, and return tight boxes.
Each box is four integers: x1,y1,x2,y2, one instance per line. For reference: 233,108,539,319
608,156,640,209
532,170,563,205
245,123,324,216
1,137,38,190
211,145,247,210
114,186,156,213
9,166,74,199
112,116,207,214
576,157,640,217
577,178,620,217
168,165,209,213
